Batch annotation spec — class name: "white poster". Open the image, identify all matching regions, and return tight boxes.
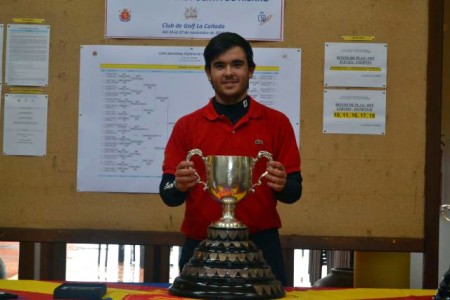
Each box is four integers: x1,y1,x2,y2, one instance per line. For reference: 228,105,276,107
77,45,301,193
5,24,50,87
324,42,387,88
105,0,284,41
323,89,386,135
0,24,3,84
3,94,48,156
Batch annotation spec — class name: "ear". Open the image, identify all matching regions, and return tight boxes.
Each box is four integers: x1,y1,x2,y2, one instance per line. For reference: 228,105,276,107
205,68,211,81
249,66,255,78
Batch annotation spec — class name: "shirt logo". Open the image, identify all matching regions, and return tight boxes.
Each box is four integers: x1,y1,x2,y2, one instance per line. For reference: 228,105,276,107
164,181,175,190
255,139,263,145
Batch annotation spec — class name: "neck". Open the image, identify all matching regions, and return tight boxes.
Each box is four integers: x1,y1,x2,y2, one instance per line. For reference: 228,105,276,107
213,97,250,125
215,93,249,105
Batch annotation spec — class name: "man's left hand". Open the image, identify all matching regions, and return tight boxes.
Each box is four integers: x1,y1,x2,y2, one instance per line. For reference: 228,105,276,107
265,161,287,192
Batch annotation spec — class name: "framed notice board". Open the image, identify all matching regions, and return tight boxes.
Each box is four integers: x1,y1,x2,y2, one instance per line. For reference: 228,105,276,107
0,1,441,279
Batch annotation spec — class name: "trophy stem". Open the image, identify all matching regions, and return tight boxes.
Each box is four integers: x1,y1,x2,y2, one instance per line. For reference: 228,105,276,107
212,198,245,228
222,201,235,221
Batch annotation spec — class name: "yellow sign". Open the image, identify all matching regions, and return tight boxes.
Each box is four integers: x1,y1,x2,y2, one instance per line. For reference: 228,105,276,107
9,88,44,94
101,64,203,70
100,64,280,72
12,18,45,24
330,66,381,72
101,64,279,72
341,35,375,41
334,112,376,119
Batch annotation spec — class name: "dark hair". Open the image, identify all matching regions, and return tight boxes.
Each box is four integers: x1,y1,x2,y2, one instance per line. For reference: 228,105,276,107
203,32,256,71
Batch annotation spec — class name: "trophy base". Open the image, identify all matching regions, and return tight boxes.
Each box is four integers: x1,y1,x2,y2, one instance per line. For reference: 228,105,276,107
169,225,285,299
211,217,247,228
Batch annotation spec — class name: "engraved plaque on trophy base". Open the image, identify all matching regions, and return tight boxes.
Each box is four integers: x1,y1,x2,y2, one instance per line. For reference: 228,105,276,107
169,225,285,299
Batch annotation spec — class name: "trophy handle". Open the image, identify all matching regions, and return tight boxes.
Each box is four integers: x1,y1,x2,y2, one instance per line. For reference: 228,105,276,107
441,204,450,222
251,151,273,192
186,149,208,190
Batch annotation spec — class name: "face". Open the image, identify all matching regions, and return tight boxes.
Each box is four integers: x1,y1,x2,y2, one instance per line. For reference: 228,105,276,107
205,46,255,105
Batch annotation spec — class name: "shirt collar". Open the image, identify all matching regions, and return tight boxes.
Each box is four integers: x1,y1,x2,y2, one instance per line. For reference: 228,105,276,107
202,96,263,121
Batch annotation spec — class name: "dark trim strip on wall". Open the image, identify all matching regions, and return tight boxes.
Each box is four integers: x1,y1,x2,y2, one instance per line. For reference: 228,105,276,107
423,0,444,289
1,227,424,285
0,228,424,251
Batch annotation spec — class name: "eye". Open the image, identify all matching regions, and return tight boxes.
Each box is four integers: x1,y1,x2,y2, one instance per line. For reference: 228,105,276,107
213,62,225,69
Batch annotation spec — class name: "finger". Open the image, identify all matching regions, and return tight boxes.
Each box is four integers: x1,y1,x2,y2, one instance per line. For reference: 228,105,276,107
177,160,194,169
265,173,286,185
266,179,285,192
268,160,285,171
176,175,197,185
267,167,287,180
175,174,198,191
176,167,196,177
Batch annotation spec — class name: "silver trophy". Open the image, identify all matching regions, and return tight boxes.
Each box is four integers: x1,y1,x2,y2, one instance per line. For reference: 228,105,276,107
442,204,450,222
435,205,450,299
169,149,286,299
187,148,273,228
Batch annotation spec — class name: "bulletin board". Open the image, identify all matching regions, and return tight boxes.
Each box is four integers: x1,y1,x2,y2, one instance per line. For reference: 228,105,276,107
0,0,433,241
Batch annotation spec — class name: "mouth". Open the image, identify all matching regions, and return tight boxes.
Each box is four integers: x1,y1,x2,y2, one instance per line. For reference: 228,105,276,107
222,80,238,87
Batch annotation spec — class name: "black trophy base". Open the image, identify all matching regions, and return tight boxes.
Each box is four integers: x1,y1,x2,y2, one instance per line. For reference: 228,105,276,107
169,225,285,299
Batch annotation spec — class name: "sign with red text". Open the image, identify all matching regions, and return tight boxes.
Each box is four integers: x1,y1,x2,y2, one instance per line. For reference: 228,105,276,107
106,0,284,41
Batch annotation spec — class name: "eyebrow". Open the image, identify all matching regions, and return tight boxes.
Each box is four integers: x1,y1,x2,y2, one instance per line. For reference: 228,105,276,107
212,59,246,66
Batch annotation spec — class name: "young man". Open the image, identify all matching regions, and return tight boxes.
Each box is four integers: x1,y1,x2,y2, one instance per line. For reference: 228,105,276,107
159,32,302,286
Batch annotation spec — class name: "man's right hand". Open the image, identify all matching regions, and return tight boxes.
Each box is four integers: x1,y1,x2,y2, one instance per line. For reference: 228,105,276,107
174,161,198,192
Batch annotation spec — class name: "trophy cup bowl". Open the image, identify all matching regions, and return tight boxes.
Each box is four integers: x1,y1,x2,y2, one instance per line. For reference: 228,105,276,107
187,148,273,228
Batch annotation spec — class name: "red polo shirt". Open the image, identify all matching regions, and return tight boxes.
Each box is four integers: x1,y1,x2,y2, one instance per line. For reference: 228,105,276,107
162,97,301,240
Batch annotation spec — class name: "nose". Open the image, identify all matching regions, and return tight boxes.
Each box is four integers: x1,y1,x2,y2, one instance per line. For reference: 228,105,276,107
224,65,233,75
